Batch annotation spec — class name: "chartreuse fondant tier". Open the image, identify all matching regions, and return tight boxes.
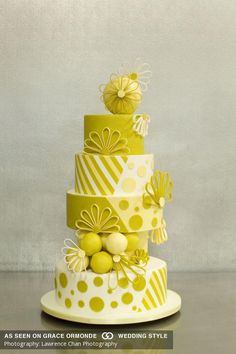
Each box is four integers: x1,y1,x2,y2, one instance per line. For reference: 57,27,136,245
75,153,154,196
84,115,144,155
55,257,167,315
67,190,163,232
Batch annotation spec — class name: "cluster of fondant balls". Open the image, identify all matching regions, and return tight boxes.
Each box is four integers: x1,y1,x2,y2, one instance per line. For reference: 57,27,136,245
73,232,140,274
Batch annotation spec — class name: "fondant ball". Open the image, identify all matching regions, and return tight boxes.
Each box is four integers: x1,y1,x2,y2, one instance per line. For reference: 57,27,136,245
103,76,142,114
100,234,108,250
106,233,128,255
125,233,139,252
90,251,113,274
80,232,102,256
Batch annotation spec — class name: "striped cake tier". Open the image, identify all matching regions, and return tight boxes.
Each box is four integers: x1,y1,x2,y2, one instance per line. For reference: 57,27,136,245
75,153,154,196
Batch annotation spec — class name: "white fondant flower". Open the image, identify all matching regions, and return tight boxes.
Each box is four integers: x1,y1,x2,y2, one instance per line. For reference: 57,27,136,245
61,239,88,273
133,114,150,137
119,58,152,92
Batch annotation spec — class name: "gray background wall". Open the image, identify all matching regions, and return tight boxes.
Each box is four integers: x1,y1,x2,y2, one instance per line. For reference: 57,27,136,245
0,0,235,271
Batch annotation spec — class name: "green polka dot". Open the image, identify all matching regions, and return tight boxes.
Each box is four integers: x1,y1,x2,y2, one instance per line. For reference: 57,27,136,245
119,200,129,210
89,297,104,312
65,298,72,308
59,273,68,288
152,217,158,227
107,288,113,294
54,277,57,289
70,290,75,295
132,276,146,291
134,206,139,212
110,301,118,308
78,300,84,308
143,198,151,209
77,280,88,293
132,306,137,311
129,215,143,230
93,277,103,287
122,292,133,305
118,277,129,289
58,291,62,298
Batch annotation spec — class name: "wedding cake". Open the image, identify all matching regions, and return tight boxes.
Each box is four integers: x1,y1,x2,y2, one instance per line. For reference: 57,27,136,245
41,59,181,324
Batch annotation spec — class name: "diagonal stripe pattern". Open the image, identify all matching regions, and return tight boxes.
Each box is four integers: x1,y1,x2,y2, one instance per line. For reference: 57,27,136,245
141,266,167,310
75,154,127,195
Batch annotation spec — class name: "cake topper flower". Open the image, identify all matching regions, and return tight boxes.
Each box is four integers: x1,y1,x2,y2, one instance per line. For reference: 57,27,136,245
61,238,89,272
149,219,168,244
84,127,130,155
100,75,142,114
75,204,120,234
143,170,173,208
119,58,152,92
132,114,150,137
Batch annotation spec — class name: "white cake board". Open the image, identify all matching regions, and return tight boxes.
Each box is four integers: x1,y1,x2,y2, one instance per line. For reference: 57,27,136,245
41,290,181,325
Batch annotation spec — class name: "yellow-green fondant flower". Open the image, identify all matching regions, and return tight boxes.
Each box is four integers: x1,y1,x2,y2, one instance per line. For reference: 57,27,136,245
61,239,89,272
133,114,150,137
130,249,149,265
143,170,173,208
75,204,120,234
119,58,152,92
108,253,146,290
84,127,130,155
100,75,142,114
149,219,168,244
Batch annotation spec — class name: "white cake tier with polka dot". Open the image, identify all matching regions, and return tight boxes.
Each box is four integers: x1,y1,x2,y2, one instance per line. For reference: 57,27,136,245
55,257,167,316
75,153,154,196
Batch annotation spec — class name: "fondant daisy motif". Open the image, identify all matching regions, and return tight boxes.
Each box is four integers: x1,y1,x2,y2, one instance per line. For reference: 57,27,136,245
119,58,152,92
61,239,89,272
143,170,173,208
133,114,150,137
84,127,130,155
75,204,120,234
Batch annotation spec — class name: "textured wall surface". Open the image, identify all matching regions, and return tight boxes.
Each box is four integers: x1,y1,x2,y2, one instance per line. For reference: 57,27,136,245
0,0,235,271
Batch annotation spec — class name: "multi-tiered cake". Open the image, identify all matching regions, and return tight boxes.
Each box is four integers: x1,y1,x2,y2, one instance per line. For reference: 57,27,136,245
41,59,181,324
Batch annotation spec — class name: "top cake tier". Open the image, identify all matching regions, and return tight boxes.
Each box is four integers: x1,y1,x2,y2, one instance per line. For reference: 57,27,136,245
84,114,145,155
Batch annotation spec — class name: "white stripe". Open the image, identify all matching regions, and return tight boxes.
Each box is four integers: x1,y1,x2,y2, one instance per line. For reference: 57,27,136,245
79,156,100,195
94,157,117,189
150,273,165,305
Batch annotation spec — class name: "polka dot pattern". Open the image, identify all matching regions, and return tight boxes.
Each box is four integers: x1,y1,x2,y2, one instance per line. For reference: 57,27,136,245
129,215,143,230
58,291,62,299
93,277,103,287
89,297,104,312
78,300,85,308
121,292,133,305
110,301,118,309
137,166,146,177
119,200,129,210
118,277,129,289
152,217,158,227
59,273,68,288
77,280,88,293
132,276,146,291
65,298,72,308
122,178,136,193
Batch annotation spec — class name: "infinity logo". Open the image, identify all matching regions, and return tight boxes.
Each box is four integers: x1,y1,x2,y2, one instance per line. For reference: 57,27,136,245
102,332,114,340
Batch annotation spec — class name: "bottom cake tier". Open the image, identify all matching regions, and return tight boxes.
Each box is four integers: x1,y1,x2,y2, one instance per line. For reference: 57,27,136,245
54,256,167,316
